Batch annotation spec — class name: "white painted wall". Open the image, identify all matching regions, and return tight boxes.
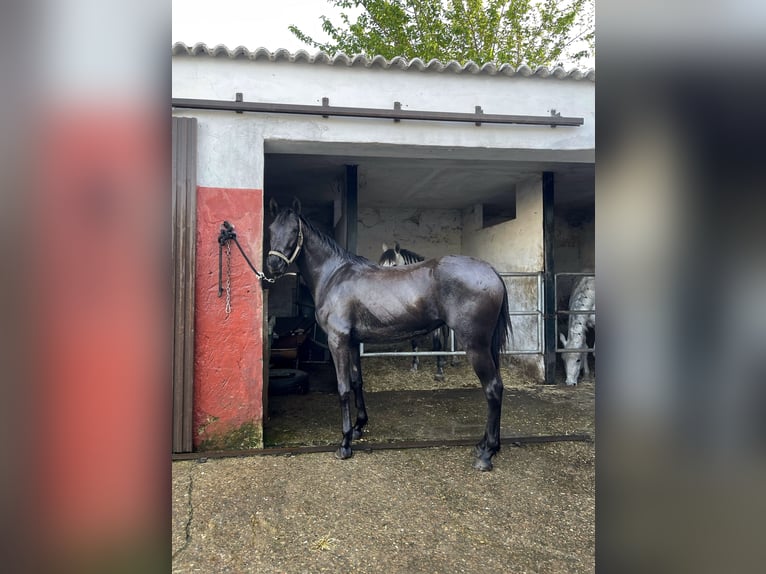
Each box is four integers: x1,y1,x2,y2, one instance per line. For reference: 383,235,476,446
461,176,542,271
173,56,595,189
188,112,265,189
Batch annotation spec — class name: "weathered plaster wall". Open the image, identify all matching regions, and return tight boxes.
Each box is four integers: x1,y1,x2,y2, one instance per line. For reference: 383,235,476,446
357,207,462,262
555,213,595,273
194,187,264,450
461,176,544,379
461,176,542,271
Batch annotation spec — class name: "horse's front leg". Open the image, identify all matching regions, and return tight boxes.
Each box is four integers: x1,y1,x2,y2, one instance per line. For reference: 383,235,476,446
328,338,354,459
349,345,368,440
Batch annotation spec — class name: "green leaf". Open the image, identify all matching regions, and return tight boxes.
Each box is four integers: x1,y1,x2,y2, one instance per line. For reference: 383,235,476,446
288,0,594,67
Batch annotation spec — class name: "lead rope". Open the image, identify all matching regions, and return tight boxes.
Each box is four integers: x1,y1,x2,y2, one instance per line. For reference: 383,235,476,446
225,241,232,314
218,221,275,314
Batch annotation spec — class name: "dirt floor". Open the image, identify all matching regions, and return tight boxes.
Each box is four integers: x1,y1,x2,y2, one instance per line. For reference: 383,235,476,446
172,356,595,573
264,357,594,447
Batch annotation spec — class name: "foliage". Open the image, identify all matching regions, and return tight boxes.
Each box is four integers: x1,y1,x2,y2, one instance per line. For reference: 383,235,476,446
289,0,594,68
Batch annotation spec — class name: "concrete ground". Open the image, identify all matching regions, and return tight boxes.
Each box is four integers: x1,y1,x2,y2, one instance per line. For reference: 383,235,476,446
172,362,595,573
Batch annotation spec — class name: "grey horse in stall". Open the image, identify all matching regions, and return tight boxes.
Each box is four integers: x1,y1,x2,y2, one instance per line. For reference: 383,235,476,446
559,276,595,385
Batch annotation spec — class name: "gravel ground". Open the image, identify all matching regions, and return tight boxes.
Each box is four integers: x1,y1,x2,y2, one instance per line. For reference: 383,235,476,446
173,357,595,573
172,441,594,574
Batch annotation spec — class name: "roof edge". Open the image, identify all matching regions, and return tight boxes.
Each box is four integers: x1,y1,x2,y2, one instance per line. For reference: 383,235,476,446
171,42,595,82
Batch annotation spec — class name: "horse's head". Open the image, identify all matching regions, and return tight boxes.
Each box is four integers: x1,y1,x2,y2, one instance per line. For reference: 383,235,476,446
559,331,586,385
379,242,406,266
267,198,304,278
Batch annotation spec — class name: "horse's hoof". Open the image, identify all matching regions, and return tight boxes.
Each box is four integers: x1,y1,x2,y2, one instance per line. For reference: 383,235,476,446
352,428,364,440
472,457,493,472
433,373,445,381
335,447,353,460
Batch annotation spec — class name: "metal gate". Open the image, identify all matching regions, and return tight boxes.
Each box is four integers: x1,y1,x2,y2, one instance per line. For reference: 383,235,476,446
172,117,197,453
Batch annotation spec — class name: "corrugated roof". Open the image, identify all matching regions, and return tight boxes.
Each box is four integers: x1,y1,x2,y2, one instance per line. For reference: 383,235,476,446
172,42,595,82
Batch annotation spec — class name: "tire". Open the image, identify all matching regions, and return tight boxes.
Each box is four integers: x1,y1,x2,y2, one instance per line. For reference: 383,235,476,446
268,369,309,395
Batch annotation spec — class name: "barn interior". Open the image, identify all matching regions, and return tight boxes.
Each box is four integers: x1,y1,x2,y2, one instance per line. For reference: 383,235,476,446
261,146,594,447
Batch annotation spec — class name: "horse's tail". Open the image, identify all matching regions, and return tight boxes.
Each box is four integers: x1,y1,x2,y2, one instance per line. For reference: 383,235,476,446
491,276,512,370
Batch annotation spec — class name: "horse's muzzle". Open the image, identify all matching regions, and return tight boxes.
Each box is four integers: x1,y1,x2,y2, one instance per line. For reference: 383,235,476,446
266,254,287,278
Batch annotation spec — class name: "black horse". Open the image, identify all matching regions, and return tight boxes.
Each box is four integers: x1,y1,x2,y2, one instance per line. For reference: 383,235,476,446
379,242,450,380
267,199,511,471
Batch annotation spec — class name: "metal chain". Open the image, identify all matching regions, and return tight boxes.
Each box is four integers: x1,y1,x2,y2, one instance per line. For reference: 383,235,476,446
217,220,275,315
225,241,232,315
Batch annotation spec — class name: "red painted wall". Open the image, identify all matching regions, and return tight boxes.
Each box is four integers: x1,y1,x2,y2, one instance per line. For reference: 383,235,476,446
32,110,166,562
194,187,264,449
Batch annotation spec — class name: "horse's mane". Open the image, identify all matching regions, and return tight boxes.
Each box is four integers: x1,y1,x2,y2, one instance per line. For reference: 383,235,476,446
398,248,424,264
298,214,373,267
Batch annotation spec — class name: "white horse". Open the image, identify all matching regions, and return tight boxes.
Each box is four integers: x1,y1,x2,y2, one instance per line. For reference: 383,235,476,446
559,276,595,385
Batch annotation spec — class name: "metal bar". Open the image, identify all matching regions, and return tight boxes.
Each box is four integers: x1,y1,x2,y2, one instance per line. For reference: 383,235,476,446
171,432,593,461
345,165,358,253
542,172,557,385
361,349,542,357
171,97,584,127
363,350,467,357
537,272,544,354
557,348,595,353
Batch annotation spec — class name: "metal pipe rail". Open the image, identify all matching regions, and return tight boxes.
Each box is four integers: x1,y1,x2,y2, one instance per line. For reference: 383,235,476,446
171,96,584,127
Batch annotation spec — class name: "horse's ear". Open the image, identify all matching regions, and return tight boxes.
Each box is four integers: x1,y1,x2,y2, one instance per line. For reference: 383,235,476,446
559,333,567,346
394,242,401,254
269,197,279,217
291,197,302,215
382,243,389,253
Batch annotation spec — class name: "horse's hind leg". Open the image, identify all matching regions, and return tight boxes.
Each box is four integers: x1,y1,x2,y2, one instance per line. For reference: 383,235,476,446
410,338,420,371
349,345,368,440
466,347,504,471
432,330,445,381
